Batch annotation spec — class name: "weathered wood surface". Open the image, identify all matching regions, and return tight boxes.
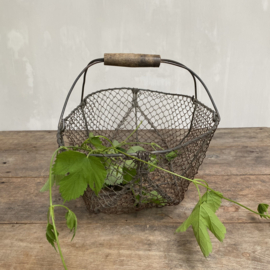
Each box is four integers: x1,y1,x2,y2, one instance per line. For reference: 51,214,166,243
0,175,269,224
1,223,270,270
0,128,269,177
104,53,161,68
0,128,269,270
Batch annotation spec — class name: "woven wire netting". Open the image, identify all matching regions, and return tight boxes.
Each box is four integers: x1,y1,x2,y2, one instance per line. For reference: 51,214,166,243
57,88,219,214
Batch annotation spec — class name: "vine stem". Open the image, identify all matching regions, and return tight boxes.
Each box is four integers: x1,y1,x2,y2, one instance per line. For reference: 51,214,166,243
120,121,143,144
49,145,269,219
49,147,68,270
54,205,70,211
194,183,201,203
116,150,270,219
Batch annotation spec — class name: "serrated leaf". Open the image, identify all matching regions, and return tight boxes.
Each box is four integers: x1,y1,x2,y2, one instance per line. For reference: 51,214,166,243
202,190,223,213
165,150,178,162
176,196,226,257
257,203,269,218
65,210,77,241
105,165,123,185
40,174,65,192
46,223,59,251
87,133,106,150
127,146,145,153
53,151,107,201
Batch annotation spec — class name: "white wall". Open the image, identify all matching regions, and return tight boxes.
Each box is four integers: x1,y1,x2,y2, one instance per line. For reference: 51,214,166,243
0,0,270,130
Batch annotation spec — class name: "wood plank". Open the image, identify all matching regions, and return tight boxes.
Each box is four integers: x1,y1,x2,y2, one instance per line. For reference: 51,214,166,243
0,131,58,151
0,128,269,177
0,128,268,151
200,145,270,175
0,128,269,269
209,127,270,147
0,223,269,270
1,175,269,224
0,145,269,177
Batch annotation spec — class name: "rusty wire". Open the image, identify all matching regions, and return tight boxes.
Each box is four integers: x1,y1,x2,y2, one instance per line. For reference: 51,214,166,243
57,86,219,214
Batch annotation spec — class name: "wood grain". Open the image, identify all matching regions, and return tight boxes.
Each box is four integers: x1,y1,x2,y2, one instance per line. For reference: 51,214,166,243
104,53,161,68
0,128,269,177
0,128,269,270
0,223,269,270
1,175,269,224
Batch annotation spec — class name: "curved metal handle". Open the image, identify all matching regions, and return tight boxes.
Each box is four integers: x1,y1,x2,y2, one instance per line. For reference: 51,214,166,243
104,53,161,68
161,59,220,120
58,57,220,131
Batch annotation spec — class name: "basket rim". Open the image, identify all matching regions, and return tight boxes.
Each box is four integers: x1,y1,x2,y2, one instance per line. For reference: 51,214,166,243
57,87,220,156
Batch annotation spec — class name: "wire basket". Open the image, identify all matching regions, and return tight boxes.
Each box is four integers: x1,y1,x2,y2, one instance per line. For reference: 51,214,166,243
57,54,220,214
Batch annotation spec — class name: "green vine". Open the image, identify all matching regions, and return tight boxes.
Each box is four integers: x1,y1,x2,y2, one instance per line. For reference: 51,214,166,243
41,125,270,269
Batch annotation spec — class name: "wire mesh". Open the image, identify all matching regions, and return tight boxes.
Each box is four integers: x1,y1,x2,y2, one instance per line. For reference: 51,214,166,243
57,88,219,214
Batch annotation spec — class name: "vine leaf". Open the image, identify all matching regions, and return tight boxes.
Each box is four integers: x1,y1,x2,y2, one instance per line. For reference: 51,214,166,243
202,190,223,212
165,150,178,162
113,140,127,152
65,210,77,241
257,203,269,218
53,151,107,201
123,166,137,183
176,191,226,257
135,190,166,206
105,165,123,185
112,140,120,147
127,146,145,153
148,154,158,172
40,174,65,192
87,133,106,150
46,223,59,251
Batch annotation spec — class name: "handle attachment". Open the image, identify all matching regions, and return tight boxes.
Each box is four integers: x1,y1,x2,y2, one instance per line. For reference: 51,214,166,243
104,53,160,68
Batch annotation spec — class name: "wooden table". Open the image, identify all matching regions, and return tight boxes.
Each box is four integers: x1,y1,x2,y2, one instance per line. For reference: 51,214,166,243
0,128,269,270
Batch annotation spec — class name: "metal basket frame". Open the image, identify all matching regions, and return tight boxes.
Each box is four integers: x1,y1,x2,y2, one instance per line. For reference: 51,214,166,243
56,57,220,214
57,58,220,155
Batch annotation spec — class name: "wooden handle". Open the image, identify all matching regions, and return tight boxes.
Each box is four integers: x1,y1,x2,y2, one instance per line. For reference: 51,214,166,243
104,53,161,68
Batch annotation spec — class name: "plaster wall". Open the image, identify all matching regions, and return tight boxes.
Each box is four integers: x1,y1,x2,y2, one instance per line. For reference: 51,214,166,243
0,0,269,130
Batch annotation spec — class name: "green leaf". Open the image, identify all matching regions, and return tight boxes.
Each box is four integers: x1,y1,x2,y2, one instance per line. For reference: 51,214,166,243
176,191,226,257
123,166,137,184
257,203,269,218
116,146,127,153
105,165,123,185
113,140,127,152
65,210,77,241
46,223,59,251
40,174,65,192
53,151,107,201
202,190,223,213
137,190,166,206
148,154,158,172
124,159,136,169
40,178,53,193
148,190,166,205
112,140,120,147
127,146,145,153
165,150,177,162
88,133,106,150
